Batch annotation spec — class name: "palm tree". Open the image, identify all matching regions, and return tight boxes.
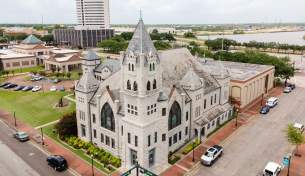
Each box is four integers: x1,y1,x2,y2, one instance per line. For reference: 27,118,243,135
286,124,305,156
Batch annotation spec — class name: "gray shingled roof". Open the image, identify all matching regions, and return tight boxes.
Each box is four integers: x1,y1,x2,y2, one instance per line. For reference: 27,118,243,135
95,58,121,73
21,35,43,45
85,50,100,60
127,19,157,54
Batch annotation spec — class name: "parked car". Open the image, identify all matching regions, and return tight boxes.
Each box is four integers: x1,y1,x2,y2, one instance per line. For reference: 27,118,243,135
260,106,270,114
288,83,296,90
52,79,61,84
4,83,17,89
22,86,33,91
263,162,281,176
0,82,10,88
50,86,57,92
32,86,42,92
293,123,305,133
46,155,68,171
57,86,65,92
201,145,223,166
14,85,25,91
266,97,278,108
14,131,29,142
31,76,43,81
283,87,292,93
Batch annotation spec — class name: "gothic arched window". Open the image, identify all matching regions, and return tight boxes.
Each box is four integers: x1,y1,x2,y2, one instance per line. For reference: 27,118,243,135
133,81,138,91
153,63,155,71
132,64,134,71
128,63,131,71
147,81,151,91
127,80,131,90
101,103,115,132
153,79,157,89
149,64,152,71
168,101,181,130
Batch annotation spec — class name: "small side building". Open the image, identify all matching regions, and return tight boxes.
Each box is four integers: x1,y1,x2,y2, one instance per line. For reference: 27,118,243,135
200,59,275,111
0,50,36,71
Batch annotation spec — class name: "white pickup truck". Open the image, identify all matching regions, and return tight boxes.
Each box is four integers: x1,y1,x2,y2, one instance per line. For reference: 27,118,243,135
201,145,223,166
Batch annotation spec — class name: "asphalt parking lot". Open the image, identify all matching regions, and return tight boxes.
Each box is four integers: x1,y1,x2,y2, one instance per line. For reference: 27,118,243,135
188,86,305,176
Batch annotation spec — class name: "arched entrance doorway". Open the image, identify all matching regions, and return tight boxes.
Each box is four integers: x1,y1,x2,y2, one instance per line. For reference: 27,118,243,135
200,127,205,141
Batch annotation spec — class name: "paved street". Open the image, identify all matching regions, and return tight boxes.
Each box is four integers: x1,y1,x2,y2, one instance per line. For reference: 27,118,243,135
0,120,73,176
188,87,305,176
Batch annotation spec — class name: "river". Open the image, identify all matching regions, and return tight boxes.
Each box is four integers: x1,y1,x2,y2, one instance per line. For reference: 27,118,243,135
198,31,305,46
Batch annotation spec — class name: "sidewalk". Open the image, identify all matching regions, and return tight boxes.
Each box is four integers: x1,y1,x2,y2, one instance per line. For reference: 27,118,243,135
280,145,305,176
0,109,120,176
161,117,247,176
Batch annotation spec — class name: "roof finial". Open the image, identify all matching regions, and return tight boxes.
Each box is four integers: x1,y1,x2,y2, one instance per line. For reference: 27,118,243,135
139,9,143,20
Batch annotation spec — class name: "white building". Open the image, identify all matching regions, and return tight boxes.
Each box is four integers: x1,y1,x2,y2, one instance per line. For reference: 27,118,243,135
75,19,233,174
75,0,110,30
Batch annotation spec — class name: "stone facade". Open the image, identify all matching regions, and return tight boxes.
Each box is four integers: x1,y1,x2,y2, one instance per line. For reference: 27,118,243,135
75,19,233,174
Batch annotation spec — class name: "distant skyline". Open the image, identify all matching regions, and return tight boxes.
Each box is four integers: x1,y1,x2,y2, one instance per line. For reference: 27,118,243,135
0,0,305,24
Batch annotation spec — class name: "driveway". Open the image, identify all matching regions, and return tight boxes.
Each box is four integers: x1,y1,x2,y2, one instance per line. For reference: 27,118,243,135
188,87,305,176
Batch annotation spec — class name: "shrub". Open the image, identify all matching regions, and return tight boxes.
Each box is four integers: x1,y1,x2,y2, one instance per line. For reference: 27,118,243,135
182,139,201,155
168,155,181,165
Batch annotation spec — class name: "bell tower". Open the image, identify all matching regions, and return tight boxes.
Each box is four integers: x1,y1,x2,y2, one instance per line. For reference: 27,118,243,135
120,18,168,172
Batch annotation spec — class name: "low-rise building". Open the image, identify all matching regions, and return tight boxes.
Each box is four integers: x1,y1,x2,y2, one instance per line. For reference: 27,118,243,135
200,59,275,111
0,49,36,71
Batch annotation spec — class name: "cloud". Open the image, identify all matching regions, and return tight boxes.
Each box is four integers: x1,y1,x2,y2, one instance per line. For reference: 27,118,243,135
0,0,304,24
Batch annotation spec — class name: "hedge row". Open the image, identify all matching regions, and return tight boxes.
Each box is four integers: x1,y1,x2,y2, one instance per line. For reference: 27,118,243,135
182,139,201,155
63,136,121,168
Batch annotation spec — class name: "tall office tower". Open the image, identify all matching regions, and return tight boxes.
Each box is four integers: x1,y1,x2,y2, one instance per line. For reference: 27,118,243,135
53,0,114,48
75,0,110,29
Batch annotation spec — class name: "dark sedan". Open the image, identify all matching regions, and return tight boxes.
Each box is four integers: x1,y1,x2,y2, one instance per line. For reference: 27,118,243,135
260,106,270,114
0,82,10,87
14,85,25,91
22,86,33,91
4,83,18,89
46,155,68,171
14,131,30,142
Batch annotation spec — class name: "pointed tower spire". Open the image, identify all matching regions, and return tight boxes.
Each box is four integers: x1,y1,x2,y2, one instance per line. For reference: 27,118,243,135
126,19,156,55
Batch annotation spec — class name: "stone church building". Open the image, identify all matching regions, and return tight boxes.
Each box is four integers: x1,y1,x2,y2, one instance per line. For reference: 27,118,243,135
75,19,233,173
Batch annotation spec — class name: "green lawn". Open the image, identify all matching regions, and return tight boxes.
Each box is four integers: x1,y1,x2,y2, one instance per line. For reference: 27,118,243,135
0,90,75,127
44,125,112,174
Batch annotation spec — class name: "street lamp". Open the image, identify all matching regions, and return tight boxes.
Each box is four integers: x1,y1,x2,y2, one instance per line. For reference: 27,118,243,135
91,154,95,176
192,138,196,162
13,111,17,127
40,127,44,145
235,108,239,127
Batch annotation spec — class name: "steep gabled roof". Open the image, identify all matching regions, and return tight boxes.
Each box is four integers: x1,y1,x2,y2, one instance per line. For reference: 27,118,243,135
127,19,157,54
21,35,43,45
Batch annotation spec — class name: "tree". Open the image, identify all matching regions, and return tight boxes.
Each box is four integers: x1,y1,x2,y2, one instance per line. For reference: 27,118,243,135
0,37,8,43
55,111,77,138
286,124,305,156
152,29,159,34
120,32,133,41
184,32,196,38
154,41,171,50
66,72,71,80
98,39,128,54
40,35,54,43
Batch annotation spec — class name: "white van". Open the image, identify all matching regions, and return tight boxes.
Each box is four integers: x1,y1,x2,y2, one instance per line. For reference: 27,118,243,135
293,123,305,132
266,97,278,108
263,162,281,176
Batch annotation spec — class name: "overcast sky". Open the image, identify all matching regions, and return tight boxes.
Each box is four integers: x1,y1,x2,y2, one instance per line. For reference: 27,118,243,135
1,0,305,24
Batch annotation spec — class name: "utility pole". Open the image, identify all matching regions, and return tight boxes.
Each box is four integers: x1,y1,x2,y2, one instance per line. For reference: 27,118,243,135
192,139,195,162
